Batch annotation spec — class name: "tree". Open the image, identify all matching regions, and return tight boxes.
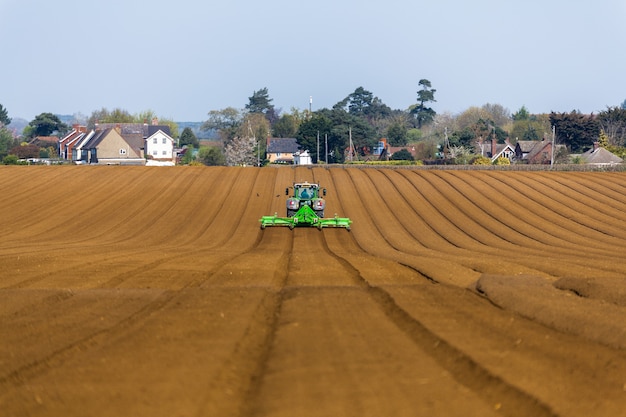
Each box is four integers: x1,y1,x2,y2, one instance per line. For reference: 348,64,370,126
510,112,551,142
272,113,299,138
481,103,511,127
550,111,600,152
0,104,11,126
597,106,626,147
236,113,269,165
448,145,474,165
621,99,626,110
179,127,199,148
202,107,243,143
409,79,437,128
512,106,530,121
27,113,68,138
0,127,16,158
598,129,610,148
390,148,414,161
386,120,409,146
87,108,134,129
325,108,377,161
10,144,39,159
246,87,277,124
224,136,256,166
335,87,392,124
297,113,333,163
197,146,225,166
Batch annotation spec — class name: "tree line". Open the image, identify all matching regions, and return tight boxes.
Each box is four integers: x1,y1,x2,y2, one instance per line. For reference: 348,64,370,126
1,89,626,165
199,85,626,165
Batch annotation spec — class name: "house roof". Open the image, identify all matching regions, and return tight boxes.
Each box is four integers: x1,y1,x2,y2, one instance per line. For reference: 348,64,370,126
146,129,174,142
96,123,171,138
123,133,145,151
516,140,539,153
388,146,417,158
476,139,514,160
581,146,623,164
267,138,300,153
32,136,59,144
525,141,551,161
81,129,110,149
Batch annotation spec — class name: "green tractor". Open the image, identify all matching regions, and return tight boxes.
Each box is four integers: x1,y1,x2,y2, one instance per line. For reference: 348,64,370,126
260,182,352,230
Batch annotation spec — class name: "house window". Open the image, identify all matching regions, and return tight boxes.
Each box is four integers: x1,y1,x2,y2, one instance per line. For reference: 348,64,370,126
153,150,158,156
162,138,167,144
153,138,157,144
119,148,127,155
162,150,167,155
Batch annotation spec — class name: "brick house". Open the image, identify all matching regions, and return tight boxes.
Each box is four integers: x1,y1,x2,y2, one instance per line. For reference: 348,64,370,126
514,139,566,164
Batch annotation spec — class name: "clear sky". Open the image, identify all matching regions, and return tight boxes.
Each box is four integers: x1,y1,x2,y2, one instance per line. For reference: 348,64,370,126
1,0,624,122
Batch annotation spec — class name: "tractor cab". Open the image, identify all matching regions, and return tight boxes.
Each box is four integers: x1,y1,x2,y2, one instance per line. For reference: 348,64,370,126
289,182,325,200
286,182,326,217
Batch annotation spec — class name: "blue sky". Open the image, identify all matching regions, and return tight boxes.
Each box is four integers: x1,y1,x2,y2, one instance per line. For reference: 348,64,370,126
1,0,624,122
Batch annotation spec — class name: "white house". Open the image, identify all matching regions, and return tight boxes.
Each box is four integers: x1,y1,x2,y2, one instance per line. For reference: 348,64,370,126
294,150,312,165
145,129,175,162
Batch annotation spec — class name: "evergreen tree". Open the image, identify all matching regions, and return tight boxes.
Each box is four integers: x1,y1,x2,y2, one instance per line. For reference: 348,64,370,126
179,127,199,148
0,104,11,126
27,113,69,138
409,79,437,128
550,111,600,152
246,87,277,124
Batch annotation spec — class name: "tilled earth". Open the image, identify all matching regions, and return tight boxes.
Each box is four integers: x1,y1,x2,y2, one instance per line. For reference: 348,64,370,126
1,165,625,417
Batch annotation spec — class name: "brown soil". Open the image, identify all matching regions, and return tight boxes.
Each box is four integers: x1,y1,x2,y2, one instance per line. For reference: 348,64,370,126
1,165,625,417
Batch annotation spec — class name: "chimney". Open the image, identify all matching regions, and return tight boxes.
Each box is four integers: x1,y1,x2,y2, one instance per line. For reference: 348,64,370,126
151,117,159,126
491,138,497,157
593,141,600,151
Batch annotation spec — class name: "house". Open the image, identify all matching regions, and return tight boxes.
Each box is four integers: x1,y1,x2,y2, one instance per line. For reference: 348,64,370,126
145,128,175,163
476,138,516,162
30,136,59,156
76,120,174,165
515,139,565,164
293,150,312,165
59,124,88,161
580,142,623,166
266,138,301,164
79,127,145,165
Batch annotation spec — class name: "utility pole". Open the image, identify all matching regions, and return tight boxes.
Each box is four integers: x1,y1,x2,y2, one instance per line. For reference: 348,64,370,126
551,125,555,167
325,134,328,164
317,131,320,164
348,127,353,162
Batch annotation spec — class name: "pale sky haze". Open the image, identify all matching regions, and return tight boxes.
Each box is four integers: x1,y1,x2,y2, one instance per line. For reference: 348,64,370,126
1,0,624,122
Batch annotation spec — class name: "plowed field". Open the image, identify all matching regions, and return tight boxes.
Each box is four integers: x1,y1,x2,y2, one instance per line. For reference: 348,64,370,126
1,165,626,417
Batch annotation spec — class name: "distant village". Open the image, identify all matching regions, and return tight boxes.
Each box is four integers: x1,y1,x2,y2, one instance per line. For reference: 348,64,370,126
21,120,623,168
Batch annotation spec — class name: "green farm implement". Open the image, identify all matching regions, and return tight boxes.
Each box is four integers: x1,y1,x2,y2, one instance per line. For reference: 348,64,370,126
260,182,352,230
